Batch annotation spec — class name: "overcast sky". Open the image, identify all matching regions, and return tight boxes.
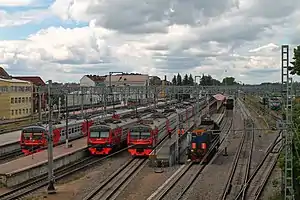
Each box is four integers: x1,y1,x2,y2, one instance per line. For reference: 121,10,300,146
0,0,300,84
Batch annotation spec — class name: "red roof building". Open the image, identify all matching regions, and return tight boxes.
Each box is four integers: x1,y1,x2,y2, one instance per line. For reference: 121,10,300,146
13,76,47,112
13,76,45,86
213,94,226,101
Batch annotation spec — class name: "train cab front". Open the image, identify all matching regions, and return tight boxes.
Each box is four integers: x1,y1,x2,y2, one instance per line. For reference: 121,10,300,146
189,131,208,163
127,125,153,157
20,126,47,155
88,126,112,155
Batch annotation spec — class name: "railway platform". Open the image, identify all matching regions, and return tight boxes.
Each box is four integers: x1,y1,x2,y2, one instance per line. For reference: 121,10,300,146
0,138,87,187
0,100,175,188
149,111,198,167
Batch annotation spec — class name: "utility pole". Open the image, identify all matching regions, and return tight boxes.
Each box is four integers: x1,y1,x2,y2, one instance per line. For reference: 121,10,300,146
65,94,70,148
47,80,55,194
281,45,295,200
175,111,180,164
38,91,42,121
80,87,84,119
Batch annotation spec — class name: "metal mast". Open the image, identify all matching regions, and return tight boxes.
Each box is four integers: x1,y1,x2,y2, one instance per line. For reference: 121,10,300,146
281,45,294,200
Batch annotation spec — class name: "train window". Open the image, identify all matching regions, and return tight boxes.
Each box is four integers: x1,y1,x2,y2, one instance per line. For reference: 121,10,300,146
61,130,65,136
68,129,71,134
72,128,74,133
90,130,110,138
32,133,43,140
22,132,31,139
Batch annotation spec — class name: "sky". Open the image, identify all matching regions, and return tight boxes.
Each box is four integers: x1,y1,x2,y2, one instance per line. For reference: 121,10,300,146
0,0,300,84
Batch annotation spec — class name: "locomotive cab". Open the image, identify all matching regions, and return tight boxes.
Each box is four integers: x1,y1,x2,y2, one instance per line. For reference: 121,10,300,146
127,125,154,156
88,125,113,155
20,126,47,155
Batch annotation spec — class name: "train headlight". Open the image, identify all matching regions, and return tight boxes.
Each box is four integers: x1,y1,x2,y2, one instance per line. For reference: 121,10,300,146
191,149,194,152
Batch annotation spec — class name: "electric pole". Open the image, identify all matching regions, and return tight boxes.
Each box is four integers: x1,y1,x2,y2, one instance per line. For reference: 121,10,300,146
65,94,70,148
281,45,295,200
47,80,55,194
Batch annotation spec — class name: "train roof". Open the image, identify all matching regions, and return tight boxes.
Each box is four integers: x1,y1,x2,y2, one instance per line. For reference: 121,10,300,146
134,111,176,129
22,126,46,131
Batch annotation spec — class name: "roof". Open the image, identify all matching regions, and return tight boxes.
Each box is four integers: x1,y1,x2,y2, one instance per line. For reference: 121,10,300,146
213,94,226,101
86,75,106,83
105,74,148,84
13,76,45,86
0,67,10,78
0,77,31,84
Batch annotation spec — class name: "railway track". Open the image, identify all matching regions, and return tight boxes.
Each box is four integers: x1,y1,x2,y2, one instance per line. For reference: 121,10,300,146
233,133,282,200
0,148,130,200
83,158,147,200
219,99,254,200
0,149,23,164
148,115,233,200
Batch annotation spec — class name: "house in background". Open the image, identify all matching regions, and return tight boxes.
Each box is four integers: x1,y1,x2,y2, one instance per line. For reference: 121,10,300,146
0,67,33,120
105,73,149,87
80,75,106,87
13,76,47,112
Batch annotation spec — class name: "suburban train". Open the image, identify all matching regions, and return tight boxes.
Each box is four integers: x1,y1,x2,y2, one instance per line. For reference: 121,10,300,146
188,114,222,163
20,100,176,155
87,111,151,155
127,102,201,156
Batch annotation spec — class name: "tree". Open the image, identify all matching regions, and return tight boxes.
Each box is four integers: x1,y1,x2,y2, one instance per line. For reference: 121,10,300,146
290,45,300,76
183,74,189,85
177,73,182,85
222,77,236,85
172,75,177,85
188,74,194,85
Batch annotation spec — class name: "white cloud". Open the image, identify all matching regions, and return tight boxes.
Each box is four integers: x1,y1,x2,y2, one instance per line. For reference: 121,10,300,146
1,0,300,84
0,0,34,6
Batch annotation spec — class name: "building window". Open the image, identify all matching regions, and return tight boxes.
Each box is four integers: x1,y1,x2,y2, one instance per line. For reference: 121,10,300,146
19,109,21,115
11,98,14,104
29,97,31,102
22,97,25,103
26,97,28,102
15,110,18,115
26,109,28,114
14,98,18,103
18,98,21,103
11,110,14,116
23,109,25,114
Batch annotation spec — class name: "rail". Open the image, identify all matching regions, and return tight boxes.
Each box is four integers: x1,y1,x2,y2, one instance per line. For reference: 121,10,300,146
148,114,233,200
83,158,146,200
219,99,254,200
233,132,282,200
0,146,136,200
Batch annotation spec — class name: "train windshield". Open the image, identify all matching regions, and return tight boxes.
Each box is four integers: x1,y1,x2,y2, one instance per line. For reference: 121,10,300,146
90,129,110,138
129,126,151,139
32,132,43,140
22,128,45,140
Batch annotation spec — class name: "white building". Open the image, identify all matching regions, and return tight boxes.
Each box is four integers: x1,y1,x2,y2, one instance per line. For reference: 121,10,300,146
80,75,106,87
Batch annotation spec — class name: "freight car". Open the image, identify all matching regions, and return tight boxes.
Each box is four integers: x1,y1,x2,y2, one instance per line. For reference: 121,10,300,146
127,103,200,156
20,100,176,155
188,116,221,163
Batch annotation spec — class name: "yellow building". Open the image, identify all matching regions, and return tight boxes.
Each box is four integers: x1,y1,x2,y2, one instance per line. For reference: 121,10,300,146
0,77,33,120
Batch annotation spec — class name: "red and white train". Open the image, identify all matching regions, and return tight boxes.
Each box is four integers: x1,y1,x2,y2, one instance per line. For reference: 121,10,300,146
87,112,152,155
127,102,201,156
20,100,176,155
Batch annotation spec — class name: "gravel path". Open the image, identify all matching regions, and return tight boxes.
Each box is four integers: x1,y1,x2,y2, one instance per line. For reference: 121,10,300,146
25,151,131,200
115,163,181,200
